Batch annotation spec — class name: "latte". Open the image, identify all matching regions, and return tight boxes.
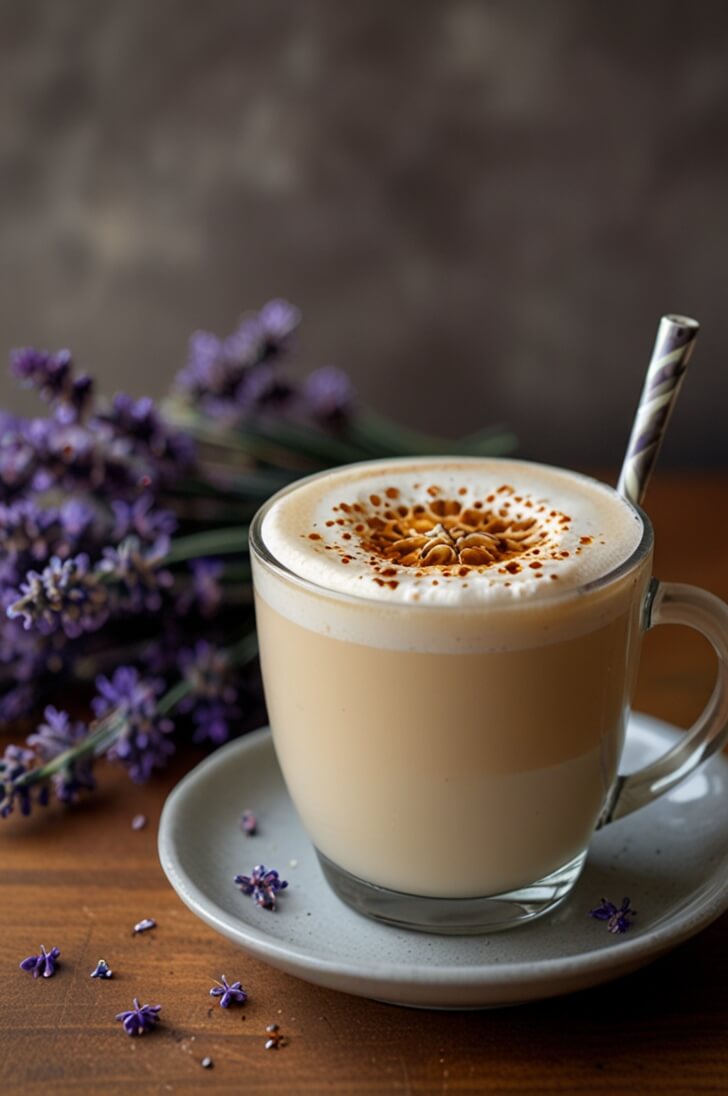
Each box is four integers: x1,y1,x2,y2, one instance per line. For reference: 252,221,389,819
252,458,651,898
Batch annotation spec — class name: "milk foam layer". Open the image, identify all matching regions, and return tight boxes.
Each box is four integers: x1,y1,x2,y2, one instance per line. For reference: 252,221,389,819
260,458,644,608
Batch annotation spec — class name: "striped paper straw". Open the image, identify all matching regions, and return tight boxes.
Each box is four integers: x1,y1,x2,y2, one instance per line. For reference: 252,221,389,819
617,314,700,507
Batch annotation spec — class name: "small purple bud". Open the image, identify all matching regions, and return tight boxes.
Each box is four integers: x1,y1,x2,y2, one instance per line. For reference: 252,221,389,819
132,918,156,935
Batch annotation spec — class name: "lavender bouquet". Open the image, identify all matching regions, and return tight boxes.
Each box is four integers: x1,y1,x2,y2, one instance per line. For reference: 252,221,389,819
0,301,514,820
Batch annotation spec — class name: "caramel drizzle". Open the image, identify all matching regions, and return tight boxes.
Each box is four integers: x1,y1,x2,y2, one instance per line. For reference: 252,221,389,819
359,498,546,568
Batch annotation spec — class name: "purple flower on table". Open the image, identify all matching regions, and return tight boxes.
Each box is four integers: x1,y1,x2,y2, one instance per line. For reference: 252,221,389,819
19,944,61,978
302,366,355,425
92,667,175,783
234,865,288,911
115,998,161,1036
90,959,113,979
177,641,241,745
99,536,173,614
209,974,247,1008
589,896,637,934
240,809,257,836
7,553,109,638
132,918,156,935
1,745,39,818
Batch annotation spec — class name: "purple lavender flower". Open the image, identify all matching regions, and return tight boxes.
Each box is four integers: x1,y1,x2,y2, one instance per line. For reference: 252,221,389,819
110,495,176,546
257,299,301,352
19,944,61,978
302,366,355,425
209,975,247,1008
131,813,147,831
10,348,72,403
240,809,257,836
92,667,175,783
58,499,97,543
7,553,109,638
176,559,224,618
90,959,113,979
175,300,300,400
177,641,240,745
115,998,161,1036
1,745,37,817
0,683,36,725
233,865,288,911
95,393,194,472
27,705,95,804
179,330,229,395
589,896,637,934
235,363,293,415
99,536,173,614
0,498,57,567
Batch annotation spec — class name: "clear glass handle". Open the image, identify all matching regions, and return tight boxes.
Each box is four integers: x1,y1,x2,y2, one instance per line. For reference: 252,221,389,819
598,579,728,826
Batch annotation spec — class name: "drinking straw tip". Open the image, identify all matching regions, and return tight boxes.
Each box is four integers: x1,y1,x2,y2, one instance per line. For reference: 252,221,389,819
617,314,700,506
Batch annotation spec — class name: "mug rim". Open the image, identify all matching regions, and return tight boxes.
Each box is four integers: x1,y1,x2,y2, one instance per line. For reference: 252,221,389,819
249,456,654,614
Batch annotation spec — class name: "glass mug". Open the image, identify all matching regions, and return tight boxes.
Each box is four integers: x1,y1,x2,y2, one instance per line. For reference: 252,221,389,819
250,458,728,933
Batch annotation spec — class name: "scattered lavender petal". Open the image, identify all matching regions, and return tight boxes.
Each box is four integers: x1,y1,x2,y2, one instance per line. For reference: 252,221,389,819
90,958,113,979
133,918,156,935
115,997,161,1036
209,974,247,1008
233,865,288,911
589,896,637,934
19,944,60,978
240,809,257,836
131,814,147,831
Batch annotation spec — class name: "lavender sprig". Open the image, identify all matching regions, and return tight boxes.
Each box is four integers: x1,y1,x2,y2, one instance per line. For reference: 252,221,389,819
92,668,175,784
1,297,514,829
4,637,254,810
8,553,109,638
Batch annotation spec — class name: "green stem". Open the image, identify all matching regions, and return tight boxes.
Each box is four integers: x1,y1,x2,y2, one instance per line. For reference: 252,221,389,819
349,409,518,458
164,526,249,565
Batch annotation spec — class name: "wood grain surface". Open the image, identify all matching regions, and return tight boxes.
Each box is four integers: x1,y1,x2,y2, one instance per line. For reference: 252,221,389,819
2,473,727,1096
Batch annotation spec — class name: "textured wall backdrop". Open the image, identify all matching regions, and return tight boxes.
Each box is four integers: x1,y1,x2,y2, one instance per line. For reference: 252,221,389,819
1,0,727,467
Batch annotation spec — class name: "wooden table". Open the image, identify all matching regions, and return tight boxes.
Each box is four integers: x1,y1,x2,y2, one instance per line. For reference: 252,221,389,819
2,473,727,1095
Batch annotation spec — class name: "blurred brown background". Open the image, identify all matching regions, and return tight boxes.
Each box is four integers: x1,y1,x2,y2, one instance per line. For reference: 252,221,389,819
1,0,727,467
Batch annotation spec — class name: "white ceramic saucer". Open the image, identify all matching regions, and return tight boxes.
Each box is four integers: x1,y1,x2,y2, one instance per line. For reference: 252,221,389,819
158,715,728,1009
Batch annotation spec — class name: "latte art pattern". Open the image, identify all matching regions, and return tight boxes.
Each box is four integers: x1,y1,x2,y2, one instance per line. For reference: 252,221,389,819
260,458,644,607
343,491,557,572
